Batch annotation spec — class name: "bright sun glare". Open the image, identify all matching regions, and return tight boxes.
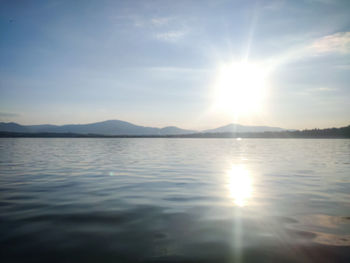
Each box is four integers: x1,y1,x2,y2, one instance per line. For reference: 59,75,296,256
212,61,268,117
227,165,253,207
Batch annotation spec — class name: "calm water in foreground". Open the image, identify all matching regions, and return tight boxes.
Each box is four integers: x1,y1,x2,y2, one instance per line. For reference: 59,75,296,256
0,138,349,262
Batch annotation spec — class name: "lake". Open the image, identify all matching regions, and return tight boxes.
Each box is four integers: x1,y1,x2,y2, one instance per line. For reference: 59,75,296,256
0,138,349,262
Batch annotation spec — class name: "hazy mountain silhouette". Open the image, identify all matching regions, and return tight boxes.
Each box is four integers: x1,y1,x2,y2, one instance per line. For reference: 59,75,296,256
204,123,285,133
2,121,349,138
0,122,30,133
159,126,196,135
0,120,196,135
0,120,286,135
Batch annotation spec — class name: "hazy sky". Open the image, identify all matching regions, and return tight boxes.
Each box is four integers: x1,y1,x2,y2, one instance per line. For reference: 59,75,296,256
1,0,349,129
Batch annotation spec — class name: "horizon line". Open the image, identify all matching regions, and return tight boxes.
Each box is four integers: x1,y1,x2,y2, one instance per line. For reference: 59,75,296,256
1,119,349,131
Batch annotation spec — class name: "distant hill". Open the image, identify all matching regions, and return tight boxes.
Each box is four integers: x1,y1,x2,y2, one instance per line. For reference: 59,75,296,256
204,123,285,133
0,122,30,133
0,120,196,136
0,120,286,135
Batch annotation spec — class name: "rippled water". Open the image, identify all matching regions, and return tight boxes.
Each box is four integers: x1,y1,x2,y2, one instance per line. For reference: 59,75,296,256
1,138,349,262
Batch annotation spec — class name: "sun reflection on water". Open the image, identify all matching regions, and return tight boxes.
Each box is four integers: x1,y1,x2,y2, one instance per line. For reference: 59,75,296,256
227,165,253,207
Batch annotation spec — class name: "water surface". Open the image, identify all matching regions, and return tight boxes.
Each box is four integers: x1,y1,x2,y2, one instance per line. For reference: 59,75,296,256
0,138,349,262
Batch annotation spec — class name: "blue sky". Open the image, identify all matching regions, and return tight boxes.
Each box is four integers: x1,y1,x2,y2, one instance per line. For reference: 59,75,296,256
0,0,349,129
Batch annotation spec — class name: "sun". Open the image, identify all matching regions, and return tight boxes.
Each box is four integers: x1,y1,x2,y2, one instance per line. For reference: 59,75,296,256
212,61,268,117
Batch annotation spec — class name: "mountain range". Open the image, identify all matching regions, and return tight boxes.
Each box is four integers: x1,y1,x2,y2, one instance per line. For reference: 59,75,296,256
0,120,285,136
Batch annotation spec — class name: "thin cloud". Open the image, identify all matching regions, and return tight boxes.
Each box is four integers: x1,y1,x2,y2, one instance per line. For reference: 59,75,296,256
150,16,189,42
264,32,350,70
125,15,173,28
120,15,188,42
0,112,20,122
317,87,336,91
308,87,337,92
146,67,209,73
311,32,350,54
155,30,187,42
0,112,20,117
150,17,172,27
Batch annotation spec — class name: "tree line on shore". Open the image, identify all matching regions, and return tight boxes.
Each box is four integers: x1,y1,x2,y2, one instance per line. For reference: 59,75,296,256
0,125,349,138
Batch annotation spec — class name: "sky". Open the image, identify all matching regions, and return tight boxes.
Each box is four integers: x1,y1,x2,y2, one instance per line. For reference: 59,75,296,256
0,0,349,130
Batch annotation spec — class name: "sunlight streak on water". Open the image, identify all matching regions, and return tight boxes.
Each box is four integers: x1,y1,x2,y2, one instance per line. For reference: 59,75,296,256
227,165,253,207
